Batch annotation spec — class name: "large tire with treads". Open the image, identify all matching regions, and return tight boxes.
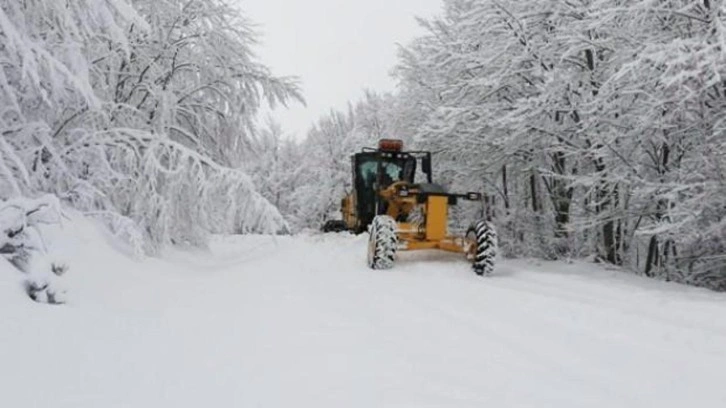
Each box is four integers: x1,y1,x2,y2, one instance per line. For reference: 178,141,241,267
466,220,497,275
367,215,398,269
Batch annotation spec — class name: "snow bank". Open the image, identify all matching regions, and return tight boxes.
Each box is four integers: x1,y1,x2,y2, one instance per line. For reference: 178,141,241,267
1,223,726,407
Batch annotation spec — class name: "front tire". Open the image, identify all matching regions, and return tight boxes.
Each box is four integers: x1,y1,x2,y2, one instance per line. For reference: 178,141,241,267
367,215,398,269
466,220,497,275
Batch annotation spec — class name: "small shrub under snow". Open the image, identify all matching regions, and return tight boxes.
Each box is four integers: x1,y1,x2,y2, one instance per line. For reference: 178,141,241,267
0,195,68,304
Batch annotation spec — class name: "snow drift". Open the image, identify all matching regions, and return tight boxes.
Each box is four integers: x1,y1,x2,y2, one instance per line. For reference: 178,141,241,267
1,217,726,407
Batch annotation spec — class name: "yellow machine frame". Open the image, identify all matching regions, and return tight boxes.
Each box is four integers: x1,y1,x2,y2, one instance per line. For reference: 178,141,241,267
378,182,475,256
324,138,494,273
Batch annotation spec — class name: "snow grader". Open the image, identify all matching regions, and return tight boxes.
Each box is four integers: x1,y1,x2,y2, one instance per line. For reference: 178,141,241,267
322,139,497,275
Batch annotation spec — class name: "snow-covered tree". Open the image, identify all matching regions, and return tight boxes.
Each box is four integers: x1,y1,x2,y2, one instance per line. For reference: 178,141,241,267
0,0,302,253
388,0,726,289
273,92,407,230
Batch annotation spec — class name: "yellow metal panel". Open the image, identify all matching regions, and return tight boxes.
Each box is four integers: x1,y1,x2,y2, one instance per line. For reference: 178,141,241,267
426,196,448,241
437,239,467,254
342,194,357,230
399,237,467,253
405,241,439,250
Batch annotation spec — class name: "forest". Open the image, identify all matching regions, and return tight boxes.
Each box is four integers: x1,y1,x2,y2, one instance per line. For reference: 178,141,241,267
2,0,726,290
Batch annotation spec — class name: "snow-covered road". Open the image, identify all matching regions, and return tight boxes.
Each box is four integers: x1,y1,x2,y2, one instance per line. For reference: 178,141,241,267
2,224,726,407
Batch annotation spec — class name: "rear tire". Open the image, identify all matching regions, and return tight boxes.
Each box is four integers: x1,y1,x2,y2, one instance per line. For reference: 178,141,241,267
466,220,497,275
367,215,398,269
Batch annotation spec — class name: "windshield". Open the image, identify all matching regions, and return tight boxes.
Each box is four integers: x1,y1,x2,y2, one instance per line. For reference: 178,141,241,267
359,160,404,190
358,159,409,192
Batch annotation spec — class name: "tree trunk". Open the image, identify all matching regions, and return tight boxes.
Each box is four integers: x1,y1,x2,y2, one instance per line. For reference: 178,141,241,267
602,184,622,265
645,236,659,277
530,170,539,213
549,151,573,238
502,165,510,210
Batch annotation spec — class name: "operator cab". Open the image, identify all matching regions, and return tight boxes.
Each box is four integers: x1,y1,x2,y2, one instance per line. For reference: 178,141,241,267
351,139,433,231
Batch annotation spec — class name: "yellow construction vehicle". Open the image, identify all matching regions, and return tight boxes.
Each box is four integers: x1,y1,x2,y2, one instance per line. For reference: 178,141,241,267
322,139,497,275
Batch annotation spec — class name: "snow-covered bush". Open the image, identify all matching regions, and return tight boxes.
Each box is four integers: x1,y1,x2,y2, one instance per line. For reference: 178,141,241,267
0,196,68,304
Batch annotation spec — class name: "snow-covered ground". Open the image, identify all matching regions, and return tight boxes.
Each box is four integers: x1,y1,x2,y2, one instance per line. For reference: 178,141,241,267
2,218,726,407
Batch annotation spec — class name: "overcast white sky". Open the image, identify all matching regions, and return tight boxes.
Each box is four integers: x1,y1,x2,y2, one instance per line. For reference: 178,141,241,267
241,0,442,139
